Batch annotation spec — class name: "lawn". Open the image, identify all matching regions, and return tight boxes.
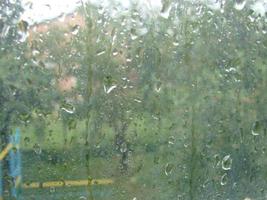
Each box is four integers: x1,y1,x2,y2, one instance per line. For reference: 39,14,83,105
18,118,183,200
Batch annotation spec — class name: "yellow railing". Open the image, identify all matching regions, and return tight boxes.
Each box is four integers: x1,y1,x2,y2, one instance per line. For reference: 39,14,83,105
22,178,114,189
0,144,13,161
0,143,14,200
0,142,114,200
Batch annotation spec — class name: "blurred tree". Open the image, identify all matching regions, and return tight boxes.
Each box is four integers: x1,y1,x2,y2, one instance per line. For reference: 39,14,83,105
0,1,58,197
10,0,266,199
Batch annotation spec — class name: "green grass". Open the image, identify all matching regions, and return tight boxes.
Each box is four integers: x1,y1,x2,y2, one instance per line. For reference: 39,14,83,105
14,116,264,200
15,114,186,199
21,148,183,200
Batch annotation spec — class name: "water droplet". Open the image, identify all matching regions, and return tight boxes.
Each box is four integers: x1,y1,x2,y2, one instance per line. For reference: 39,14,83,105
61,102,75,114
155,82,162,93
251,2,266,16
104,85,117,94
160,1,172,19
24,137,30,145
225,67,236,73
19,113,31,123
120,142,127,153
234,0,246,10
33,144,42,155
126,58,132,63
96,50,105,56
220,173,228,185
173,41,179,46
130,28,138,40
133,99,142,103
112,49,119,56
1,25,10,38
168,136,175,145
222,155,232,170
164,163,174,176
49,187,55,193
213,154,220,168
18,30,28,43
71,25,80,35
251,121,263,136
32,49,40,56
58,13,66,22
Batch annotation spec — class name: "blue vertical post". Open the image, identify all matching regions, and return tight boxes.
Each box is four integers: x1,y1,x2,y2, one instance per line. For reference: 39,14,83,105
0,161,3,200
9,128,21,199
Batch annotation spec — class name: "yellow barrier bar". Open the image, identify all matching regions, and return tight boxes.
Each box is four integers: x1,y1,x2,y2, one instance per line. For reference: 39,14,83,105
43,181,65,188
64,180,87,187
22,178,114,189
0,144,13,161
0,196,3,200
22,182,40,189
90,179,114,185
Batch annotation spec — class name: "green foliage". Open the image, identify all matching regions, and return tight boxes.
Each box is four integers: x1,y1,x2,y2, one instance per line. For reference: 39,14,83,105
60,1,267,198
0,1,58,142
2,0,267,199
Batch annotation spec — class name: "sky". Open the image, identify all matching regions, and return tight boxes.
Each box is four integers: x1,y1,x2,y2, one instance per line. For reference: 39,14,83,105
21,0,83,23
21,0,162,24
21,0,267,24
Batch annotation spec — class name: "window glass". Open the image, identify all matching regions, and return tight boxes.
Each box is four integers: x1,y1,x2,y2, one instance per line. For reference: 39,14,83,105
0,0,267,199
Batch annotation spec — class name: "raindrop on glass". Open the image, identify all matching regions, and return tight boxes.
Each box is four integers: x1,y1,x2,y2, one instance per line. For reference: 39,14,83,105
130,28,138,40
220,173,228,186
234,0,246,10
61,102,75,114
120,142,127,153
1,25,10,38
49,187,56,193
222,155,232,171
160,1,172,19
213,154,220,168
251,121,262,136
96,50,106,56
173,41,179,46
104,85,117,94
24,137,30,146
168,136,175,145
71,25,80,35
33,144,42,155
112,49,119,56
164,163,174,176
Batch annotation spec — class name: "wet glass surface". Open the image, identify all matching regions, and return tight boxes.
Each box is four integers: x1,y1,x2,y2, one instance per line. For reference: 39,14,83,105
0,0,267,199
